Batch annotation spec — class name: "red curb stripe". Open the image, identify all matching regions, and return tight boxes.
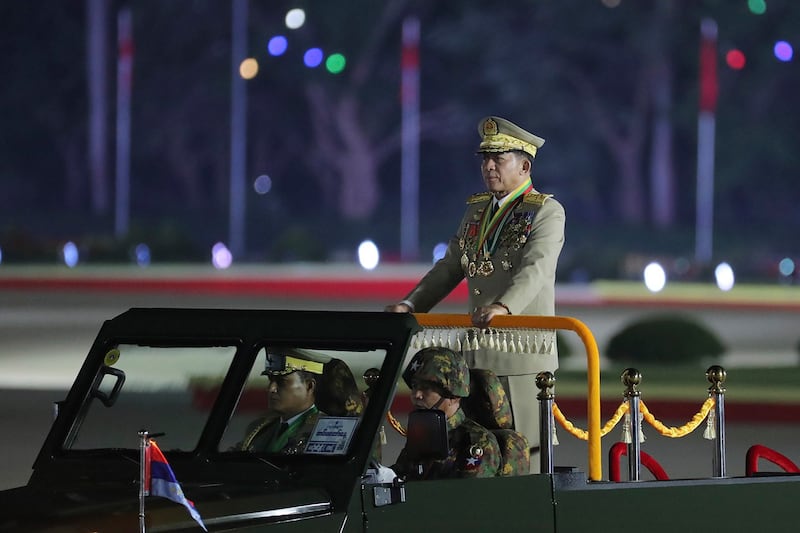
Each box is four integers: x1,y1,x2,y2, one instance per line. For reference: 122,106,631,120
0,277,470,302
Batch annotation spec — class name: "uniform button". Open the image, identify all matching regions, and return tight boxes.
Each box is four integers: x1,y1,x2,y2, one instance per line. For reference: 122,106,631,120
473,288,481,296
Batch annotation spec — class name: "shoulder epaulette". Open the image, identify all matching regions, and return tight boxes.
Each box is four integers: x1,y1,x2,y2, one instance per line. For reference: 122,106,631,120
467,192,493,204
523,192,553,205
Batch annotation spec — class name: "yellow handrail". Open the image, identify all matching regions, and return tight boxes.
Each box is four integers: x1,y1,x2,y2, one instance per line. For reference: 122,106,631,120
413,313,602,481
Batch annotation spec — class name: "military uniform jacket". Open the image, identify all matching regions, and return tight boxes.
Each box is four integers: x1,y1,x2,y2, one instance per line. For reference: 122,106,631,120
392,408,500,480
405,189,564,315
240,406,322,454
403,189,565,375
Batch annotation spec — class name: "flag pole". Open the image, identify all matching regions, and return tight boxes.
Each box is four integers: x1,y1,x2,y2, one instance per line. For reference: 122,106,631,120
695,18,718,266
139,429,149,533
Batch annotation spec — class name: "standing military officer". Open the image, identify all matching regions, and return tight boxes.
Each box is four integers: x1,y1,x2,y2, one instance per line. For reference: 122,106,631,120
386,116,565,472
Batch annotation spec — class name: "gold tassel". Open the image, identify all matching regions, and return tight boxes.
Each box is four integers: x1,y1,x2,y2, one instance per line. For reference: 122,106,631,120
621,412,632,443
703,409,716,440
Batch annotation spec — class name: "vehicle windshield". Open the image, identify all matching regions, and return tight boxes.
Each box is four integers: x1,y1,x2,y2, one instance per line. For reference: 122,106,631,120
63,342,388,457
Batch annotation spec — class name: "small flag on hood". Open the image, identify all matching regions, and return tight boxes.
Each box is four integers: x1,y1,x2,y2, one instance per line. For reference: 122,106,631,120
145,440,207,531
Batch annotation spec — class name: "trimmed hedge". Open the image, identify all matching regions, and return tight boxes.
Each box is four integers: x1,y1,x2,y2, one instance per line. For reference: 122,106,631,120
606,315,725,364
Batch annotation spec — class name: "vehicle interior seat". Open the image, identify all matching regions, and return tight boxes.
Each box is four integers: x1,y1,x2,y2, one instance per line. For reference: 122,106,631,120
461,368,530,476
316,357,364,417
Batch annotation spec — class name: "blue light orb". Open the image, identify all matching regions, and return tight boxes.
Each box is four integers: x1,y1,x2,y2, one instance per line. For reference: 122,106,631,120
304,48,324,68
778,257,795,277
134,243,151,267
62,241,79,268
268,35,288,56
212,242,233,270
254,174,272,195
774,41,793,62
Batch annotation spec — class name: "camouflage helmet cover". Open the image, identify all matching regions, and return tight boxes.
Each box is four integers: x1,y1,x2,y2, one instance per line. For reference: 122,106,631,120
402,346,470,398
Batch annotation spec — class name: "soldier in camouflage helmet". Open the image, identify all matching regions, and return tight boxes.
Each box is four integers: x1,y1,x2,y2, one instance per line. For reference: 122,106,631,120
392,347,500,480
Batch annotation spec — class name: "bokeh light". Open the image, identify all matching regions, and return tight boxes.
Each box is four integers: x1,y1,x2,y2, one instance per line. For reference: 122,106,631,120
747,0,767,15
432,242,448,263
212,242,233,269
358,240,379,270
285,8,306,30
268,35,288,56
601,0,621,7
239,58,259,79
62,241,79,268
325,53,346,74
134,243,151,267
714,262,735,291
304,48,324,68
774,41,793,62
0,246,3,265
643,262,666,293
778,257,795,277
254,174,273,195
726,49,746,70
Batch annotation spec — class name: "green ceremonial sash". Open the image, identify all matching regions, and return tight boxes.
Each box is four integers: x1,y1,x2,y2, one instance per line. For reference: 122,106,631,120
476,179,533,256
266,405,319,453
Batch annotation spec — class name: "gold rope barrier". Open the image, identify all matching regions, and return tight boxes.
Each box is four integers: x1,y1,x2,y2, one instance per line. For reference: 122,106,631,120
640,397,716,438
553,401,628,441
554,397,716,441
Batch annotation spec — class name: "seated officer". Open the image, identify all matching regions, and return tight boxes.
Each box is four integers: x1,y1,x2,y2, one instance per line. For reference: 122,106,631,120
239,352,325,454
392,347,500,479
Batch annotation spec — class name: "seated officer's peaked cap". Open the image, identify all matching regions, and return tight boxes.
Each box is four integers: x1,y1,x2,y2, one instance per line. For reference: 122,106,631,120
263,352,324,377
477,116,545,159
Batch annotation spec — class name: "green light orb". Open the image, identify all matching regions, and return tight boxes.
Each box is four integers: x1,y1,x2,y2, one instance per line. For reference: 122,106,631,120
325,53,346,74
747,0,767,15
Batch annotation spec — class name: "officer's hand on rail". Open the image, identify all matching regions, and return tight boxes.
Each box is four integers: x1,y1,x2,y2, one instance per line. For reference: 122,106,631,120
471,302,509,329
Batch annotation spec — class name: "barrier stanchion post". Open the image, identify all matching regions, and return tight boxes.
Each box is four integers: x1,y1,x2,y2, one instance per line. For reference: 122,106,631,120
622,368,642,481
707,365,727,477
536,371,556,475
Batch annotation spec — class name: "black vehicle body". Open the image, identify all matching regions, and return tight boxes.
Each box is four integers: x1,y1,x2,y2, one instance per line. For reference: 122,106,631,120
1,308,799,532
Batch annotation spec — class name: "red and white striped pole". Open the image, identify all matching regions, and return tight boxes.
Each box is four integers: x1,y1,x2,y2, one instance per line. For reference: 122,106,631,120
695,18,718,265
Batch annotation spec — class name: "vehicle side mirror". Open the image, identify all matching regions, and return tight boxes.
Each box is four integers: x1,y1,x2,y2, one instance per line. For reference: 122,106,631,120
405,409,448,461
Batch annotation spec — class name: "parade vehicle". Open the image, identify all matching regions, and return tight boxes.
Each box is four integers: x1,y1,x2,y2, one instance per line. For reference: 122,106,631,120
0,307,798,532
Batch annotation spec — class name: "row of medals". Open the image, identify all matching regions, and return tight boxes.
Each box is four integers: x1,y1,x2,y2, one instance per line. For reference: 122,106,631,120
459,205,529,278
461,252,495,277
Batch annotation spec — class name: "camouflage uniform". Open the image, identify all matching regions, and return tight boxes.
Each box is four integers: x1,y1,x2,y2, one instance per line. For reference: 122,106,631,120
392,347,501,480
393,407,500,479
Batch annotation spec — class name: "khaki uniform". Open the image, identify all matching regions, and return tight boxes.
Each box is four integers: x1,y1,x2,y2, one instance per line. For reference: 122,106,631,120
403,190,565,471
